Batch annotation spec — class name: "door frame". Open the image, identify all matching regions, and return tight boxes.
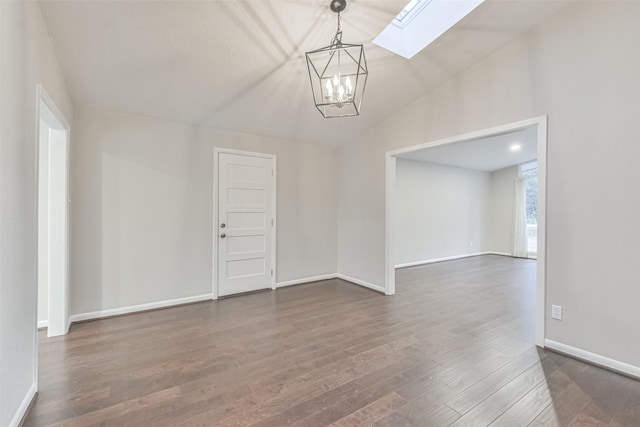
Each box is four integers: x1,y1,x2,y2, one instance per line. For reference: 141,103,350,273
384,116,548,348
212,148,277,299
36,83,71,340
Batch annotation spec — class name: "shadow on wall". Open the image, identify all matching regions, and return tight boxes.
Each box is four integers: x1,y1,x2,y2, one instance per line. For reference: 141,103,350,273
72,116,212,316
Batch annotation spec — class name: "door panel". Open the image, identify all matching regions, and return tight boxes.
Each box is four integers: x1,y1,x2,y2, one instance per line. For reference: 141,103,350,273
227,163,266,182
218,152,274,297
227,235,266,255
227,258,266,279
227,212,266,229
227,188,266,206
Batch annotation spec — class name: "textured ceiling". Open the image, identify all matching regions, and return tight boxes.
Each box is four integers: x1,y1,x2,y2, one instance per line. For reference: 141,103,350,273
398,125,538,172
39,0,571,145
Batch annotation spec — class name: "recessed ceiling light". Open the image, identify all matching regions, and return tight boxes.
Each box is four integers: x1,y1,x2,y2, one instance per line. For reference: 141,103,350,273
373,0,485,59
510,143,522,152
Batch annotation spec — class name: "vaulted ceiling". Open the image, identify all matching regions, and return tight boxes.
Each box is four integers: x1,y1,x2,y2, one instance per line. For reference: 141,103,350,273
39,0,571,145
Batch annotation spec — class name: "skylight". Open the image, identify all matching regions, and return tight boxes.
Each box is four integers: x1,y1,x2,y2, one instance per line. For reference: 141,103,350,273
393,0,432,29
373,0,485,59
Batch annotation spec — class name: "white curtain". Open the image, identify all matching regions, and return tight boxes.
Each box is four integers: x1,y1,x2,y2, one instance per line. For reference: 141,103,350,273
513,177,528,258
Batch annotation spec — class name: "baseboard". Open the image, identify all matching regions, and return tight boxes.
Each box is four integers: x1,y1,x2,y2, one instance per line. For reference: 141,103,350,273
395,251,513,269
276,274,336,288
9,382,36,427
69,294,213,323
336,274,386,294
490,251,513,257
37,320,48,329
545,339,640,379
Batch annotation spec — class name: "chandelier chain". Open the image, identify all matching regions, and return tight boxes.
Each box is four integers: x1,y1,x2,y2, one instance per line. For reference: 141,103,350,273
331,12,343,47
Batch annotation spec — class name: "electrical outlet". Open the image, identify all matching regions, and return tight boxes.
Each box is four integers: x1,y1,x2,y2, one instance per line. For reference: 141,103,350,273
551,305,562,320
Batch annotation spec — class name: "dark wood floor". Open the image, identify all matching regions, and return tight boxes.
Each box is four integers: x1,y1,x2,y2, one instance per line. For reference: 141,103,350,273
25,255,640,426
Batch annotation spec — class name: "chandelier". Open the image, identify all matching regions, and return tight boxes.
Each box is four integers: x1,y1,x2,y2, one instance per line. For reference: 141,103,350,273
305,0,368,118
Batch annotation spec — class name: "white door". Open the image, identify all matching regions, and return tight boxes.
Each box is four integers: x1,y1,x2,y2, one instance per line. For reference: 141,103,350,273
217,151,275,297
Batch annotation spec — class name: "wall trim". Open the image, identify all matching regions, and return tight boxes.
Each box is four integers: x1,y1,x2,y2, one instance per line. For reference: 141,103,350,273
276,274,336,288
395,251,514,269
490,251,512,257
68,294,213,323
337,274,386,294
9,382,36,427
545,339,640,379
37,320,48,329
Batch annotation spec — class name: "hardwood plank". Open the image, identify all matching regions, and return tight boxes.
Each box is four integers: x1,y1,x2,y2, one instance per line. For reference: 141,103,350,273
567,364,640,427
489,357,590,426
372,400,460,427
23,256,640,427
534,359,614,426
449,352,570,426
445,346,544,414
328,392,408,426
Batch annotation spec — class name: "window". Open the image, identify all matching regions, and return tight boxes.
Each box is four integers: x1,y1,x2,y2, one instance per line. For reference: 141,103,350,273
521,161,537,257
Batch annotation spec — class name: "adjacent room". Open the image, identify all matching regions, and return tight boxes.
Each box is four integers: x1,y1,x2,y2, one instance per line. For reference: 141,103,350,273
2,0,640,426
394,126,540,270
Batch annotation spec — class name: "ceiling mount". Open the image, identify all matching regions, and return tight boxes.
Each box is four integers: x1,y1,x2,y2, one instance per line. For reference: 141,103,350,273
330,0,347,13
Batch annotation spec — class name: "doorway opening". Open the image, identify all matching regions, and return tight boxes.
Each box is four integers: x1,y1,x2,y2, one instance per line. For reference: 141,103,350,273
385,116,548,347
37,85,70,337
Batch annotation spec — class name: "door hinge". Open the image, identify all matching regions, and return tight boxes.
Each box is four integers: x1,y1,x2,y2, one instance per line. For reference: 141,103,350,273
272,169,274,176
271,219,274,226
271,269,274,276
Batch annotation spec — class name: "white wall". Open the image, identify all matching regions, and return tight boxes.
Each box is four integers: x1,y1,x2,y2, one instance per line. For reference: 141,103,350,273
70,107,338,315
487,165,518,255
395,159,490,265
0,1,74,425
338,1,640,367
395,161,520,265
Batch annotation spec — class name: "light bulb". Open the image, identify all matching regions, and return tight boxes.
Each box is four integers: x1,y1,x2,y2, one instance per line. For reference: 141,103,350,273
345,77,353,95
325,79,333,97
333,75,339,88
338,85,345,99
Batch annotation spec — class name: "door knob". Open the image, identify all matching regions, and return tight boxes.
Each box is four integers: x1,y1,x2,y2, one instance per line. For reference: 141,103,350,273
220,223,226,228
220,233,226,238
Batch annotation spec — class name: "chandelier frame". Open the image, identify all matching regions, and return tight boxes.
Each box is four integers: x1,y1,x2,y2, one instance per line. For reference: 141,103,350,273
305,0,368,118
